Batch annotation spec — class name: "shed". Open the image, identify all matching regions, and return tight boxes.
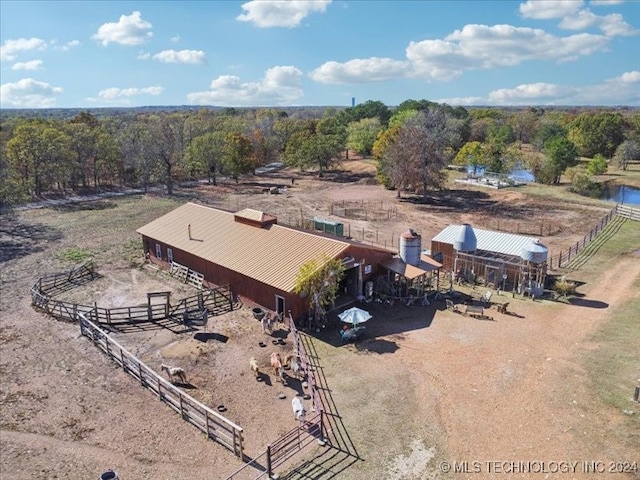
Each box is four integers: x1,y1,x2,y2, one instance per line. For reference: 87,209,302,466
431,224,548,294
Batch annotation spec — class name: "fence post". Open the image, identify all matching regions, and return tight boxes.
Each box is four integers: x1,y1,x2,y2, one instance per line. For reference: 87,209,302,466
266,445,273,477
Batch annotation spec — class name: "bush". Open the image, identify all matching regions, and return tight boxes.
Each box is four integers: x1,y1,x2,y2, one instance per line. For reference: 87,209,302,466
587,154,608,175
554,276,577,297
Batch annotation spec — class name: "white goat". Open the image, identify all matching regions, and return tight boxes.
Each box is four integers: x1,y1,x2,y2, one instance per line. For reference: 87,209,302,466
249,357,260,377
291,396,307,425
161,364,188,384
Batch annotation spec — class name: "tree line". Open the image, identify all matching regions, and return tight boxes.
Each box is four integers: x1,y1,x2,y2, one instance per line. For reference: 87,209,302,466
1,101,638,206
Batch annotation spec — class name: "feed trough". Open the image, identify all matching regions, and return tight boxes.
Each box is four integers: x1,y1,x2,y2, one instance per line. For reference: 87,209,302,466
252,307,265,320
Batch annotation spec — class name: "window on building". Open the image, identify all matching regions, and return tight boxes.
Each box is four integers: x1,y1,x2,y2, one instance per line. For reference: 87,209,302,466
155,243,162,259
167,248,173,264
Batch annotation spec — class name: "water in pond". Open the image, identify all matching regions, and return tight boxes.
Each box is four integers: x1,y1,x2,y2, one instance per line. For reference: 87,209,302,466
602,184,640,205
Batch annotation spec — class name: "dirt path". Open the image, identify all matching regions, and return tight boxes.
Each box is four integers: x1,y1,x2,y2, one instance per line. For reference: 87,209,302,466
402,254,640,469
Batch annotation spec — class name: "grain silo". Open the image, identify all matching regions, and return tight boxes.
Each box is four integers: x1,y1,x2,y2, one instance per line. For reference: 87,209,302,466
399,228,421,266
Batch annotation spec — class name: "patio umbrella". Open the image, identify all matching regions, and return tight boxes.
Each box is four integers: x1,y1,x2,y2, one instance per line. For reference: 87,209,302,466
338,306,372,328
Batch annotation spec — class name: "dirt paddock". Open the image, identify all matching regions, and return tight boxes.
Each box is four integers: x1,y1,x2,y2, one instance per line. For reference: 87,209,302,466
1,161,639,479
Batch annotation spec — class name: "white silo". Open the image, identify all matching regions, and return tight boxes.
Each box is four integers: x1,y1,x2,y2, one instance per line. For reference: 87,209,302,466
399,228,421,266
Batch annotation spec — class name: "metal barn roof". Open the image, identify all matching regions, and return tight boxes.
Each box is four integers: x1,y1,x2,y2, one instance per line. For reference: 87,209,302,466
137,203,353,293
431,225,540,257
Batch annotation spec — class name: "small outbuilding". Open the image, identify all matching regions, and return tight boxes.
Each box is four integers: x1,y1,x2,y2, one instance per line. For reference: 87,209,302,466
136,202,395,321
379,228,443,302
430,224,548,296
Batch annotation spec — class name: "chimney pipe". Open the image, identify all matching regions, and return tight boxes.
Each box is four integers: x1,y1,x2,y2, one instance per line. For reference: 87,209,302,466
188,224,192,240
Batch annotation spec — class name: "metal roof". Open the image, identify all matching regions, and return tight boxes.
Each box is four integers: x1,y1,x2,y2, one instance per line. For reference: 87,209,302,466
431,225,539,257
381,254,442,280
137,203,352,293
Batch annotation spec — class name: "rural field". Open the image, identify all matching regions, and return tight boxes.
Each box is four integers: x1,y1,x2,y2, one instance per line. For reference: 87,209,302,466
1,160,639,480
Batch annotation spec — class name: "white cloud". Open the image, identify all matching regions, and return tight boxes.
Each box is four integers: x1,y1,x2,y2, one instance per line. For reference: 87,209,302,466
309,57,410,84
153,49,207,64
520,1,637,36
187,65,303,106
483,71,640,105
598,13,638,36
0,78,63,108
435,96,486,106
559,9,600,29
519,0,584,20
405,24,610,81
170,34,181,43
590,0,624,5
237,0,331,28
0,37,47,62
92,11,153,46
137,51,151,60
97,86,164,100
60,40,81,51
11,60,43,71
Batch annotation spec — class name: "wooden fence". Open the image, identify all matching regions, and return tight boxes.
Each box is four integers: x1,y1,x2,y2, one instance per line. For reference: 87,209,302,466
224,314,326,480
548,204,636,270
78,312,245,458
31,263,233,329
616,204,640,221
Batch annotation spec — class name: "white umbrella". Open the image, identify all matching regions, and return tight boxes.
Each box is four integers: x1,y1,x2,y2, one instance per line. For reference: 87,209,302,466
338,307,372,328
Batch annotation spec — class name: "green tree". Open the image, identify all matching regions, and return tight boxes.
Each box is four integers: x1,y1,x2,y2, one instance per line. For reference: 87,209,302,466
221,131,254,183
453,141,486,174
185,131,226,184
586,154,608,176
346,117,382,156
541,136,578,184
568,112,625,158
293,255,345,326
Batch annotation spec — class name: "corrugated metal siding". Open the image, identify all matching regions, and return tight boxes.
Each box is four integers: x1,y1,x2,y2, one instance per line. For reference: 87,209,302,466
137,203,352,293
432,225,537,257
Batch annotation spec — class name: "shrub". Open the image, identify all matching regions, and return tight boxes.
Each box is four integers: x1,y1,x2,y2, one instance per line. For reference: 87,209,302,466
554,276,577,297
587,154,608,175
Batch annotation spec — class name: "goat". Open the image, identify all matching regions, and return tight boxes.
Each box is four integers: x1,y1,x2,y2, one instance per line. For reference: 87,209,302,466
261,312,274,334
161,364,187,384
284,353,302,379
270,352,286,384
249,357,260,377
291,397,308,428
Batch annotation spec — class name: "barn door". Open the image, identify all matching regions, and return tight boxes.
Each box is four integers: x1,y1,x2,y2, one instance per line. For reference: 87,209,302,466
275,295,285,316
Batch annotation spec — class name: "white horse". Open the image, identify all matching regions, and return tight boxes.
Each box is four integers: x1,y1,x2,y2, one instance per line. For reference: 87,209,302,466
161,364,187,384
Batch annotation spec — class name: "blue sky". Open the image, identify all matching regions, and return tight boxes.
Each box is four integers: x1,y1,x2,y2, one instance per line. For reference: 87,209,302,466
1,0,639,109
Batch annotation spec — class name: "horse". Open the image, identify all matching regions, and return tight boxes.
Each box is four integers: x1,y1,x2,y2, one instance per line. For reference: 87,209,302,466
161,364,187,384
249,357,260,377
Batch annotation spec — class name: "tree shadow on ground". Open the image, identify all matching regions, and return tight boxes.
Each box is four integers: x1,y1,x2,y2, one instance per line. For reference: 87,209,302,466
567,298,609,309
52,200,118,212
0,214,63,263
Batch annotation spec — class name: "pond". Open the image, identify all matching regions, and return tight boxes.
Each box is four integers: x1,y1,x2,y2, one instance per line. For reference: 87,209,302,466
602,184,640,205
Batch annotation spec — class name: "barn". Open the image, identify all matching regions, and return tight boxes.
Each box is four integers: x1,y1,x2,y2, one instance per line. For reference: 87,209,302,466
136,202,395,321
430,224,548,296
